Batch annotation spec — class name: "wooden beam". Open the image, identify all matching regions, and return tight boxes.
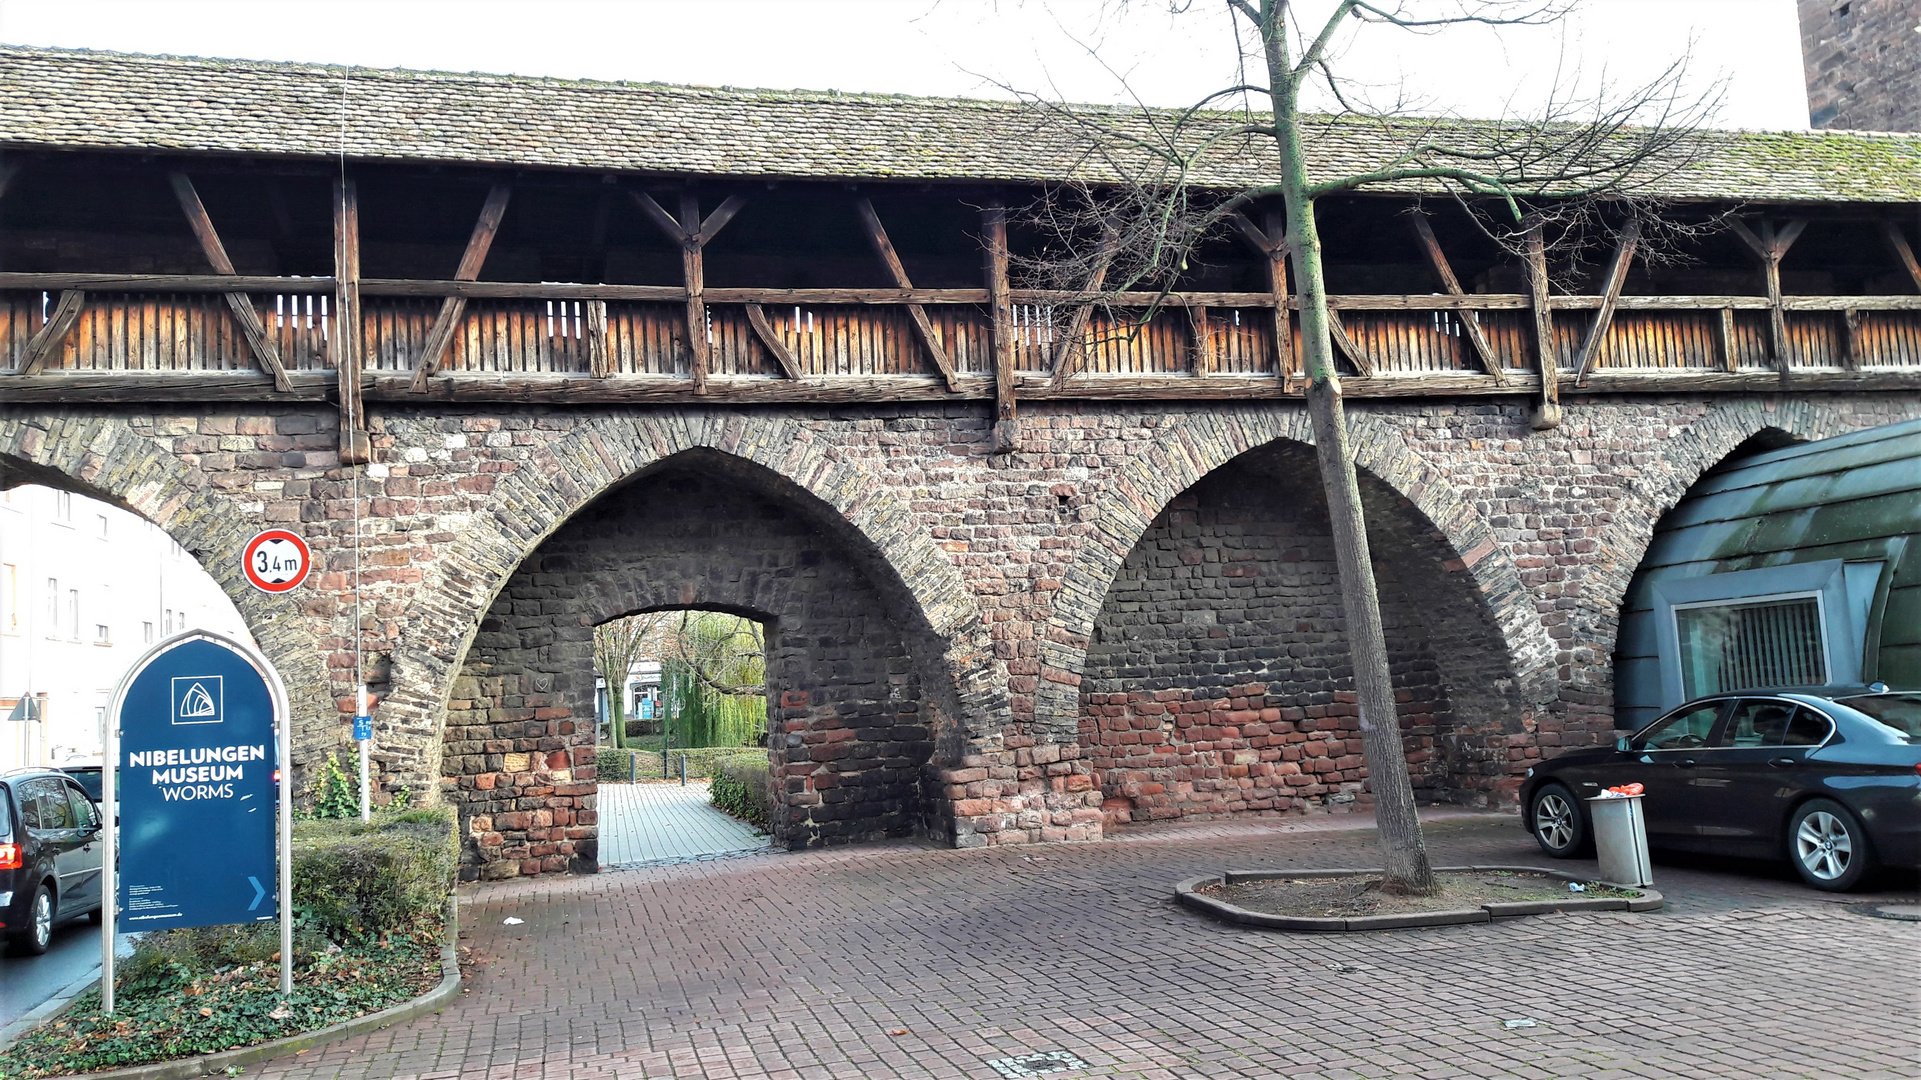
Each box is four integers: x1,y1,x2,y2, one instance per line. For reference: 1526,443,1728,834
1046,219,1117,390
168,171,293,392
585,299,610,379
1883,221,1921,292
1263,209,1297,390
1716,308,1737,373
1326,310,1375,377
696,195,747,246
1841,308,1862,370
1524,224,1559,429
12,290,86,375
333,176,369,464
1729,216,1807,374
1188,305,1215,374
984,205,1017,453
680,192,709,395
1408,212,1507,383
854,197,960,391
1572,218,1642,387
411,184,511,392
0,161,19,204
743,303,804,379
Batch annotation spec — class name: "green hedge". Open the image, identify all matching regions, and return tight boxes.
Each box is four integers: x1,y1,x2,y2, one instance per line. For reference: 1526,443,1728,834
597,745,763,782
289,807,458,942
710,757,772,829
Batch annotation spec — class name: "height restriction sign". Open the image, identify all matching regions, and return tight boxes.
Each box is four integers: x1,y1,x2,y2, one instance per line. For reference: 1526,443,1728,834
241,529,311,593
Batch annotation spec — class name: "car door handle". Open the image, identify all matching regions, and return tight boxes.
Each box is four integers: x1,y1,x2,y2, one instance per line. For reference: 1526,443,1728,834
1678,759,1696,768
1768,758,1797,768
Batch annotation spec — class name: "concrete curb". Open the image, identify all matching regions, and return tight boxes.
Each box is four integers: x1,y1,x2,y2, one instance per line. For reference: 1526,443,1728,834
0,960,113,1052
1177,864,1664,932
8,899,461,1080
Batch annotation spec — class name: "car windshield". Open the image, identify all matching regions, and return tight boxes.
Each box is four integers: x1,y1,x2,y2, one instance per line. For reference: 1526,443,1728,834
0,784,11,839
1834,693,1921,743
64,769,103,802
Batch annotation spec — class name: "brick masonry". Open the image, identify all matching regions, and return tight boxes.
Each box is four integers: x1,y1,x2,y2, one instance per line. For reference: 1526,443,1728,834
3,393,1917,877
1799,0,1921,131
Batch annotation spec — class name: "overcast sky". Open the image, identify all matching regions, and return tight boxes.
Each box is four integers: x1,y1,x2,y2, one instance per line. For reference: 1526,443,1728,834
0,0,1810,130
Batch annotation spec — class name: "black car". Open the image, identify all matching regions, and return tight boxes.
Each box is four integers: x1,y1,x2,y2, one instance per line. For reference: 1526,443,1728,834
0,767,106,955
59,764,103,804
1522,686,1921,891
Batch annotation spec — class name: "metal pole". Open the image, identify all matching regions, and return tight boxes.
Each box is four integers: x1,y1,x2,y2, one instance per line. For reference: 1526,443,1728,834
679,753,686,786
100,702,117,1016
356,684,371,823
629,750,637,784
278,696,293,997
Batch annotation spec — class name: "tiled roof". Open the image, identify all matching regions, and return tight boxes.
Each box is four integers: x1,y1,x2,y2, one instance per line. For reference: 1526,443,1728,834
0,44,1916,202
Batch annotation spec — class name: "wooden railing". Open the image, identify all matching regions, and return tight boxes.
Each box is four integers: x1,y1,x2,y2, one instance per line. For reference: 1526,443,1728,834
3,274,1920,406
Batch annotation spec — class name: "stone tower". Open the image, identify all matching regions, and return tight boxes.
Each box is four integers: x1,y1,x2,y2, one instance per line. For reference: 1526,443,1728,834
1798,0,1920,130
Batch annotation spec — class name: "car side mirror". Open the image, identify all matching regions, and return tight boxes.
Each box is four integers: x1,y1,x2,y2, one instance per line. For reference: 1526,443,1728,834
1614,736,1632,753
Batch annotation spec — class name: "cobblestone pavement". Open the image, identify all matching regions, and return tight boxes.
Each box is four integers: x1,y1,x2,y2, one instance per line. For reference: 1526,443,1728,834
257,811,1919,1080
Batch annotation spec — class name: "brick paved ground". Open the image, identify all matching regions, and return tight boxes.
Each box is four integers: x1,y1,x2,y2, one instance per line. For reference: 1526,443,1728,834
256,811,1919,1080
598,782,770,869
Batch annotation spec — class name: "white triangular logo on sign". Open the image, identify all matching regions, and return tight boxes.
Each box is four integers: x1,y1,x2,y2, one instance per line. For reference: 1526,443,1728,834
180,682,218,718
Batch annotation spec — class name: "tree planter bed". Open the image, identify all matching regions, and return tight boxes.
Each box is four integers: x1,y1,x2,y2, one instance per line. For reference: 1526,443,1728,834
1175,865,1663,932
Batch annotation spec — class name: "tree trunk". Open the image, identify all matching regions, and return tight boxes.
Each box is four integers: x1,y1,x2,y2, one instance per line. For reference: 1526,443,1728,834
1263,0,1437,895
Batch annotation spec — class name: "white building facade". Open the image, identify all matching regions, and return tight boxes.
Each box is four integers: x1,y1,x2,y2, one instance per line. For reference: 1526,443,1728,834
0,483,253,770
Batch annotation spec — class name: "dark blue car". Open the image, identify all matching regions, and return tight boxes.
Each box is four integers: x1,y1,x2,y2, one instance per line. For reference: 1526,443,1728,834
1522,686,1921,891
0,767,105,955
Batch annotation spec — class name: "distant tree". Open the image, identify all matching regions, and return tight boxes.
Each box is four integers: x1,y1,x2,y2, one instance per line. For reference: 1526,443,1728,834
593,612,672,749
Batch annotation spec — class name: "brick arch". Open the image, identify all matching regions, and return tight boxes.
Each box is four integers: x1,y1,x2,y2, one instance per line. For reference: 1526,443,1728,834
380,411,1008,802
0,411,335,774
1037,406,1559,740
1583,397,1873,669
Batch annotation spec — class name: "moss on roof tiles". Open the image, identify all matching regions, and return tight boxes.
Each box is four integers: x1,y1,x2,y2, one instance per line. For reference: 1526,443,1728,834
0,43,1916,201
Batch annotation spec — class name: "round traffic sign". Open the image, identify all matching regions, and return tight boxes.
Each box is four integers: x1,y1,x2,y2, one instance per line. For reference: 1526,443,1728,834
241,529,312,593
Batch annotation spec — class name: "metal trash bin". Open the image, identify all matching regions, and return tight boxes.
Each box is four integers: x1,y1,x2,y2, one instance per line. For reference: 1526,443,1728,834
1586,794,1652,886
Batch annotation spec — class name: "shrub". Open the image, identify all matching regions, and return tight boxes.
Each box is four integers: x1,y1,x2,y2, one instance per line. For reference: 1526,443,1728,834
710,756,771,829
288,807,458,943
596,747,634,783
309,751,359,819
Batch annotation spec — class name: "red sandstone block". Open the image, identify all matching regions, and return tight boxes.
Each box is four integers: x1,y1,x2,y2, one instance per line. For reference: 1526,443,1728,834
475,773,496,791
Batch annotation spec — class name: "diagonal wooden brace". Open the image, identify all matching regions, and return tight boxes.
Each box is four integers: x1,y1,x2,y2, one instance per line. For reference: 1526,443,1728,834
170,172,293,392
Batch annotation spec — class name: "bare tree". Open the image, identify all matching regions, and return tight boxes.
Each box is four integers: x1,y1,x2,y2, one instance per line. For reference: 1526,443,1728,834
593,612,673,749
1012,0,1721,894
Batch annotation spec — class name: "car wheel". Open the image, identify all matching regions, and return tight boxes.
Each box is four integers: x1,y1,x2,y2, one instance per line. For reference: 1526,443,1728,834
7,883,54,956
1789,799,1875,892
1530,784,1589,858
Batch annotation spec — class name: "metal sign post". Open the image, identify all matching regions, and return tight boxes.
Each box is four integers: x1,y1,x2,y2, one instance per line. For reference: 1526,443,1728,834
102,631,293,1013
355,684,372,823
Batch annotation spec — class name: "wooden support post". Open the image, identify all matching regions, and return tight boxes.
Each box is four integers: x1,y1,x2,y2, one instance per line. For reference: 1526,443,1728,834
1573,218,1642,387
1188,305,1215,374
168,171,293,392
1229,210,1300,390
630,190,746,395
1524,224,1560,430
1841,308,1862,370
983,204,1017,454
1326,310,1375,377
585,299,610,378
1716,308,1738,372
679,193,709,394
1046,218,1117,390
743,303,803,379
1883,221,1921,292
12,290,86,375
1729,216,1805,376
410,184,510,391
1408,212,1507,384
854,198,960,391
0,161,19,205
332,177,369,464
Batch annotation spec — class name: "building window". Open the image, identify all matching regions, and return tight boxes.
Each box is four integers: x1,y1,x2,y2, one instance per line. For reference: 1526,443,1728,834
46,578,59,635
97,514,109,539
96,622,111,644
1674,594,1829,700
1,563,15,635
143,621,154,644
67,589,80,641
54,489,72,524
